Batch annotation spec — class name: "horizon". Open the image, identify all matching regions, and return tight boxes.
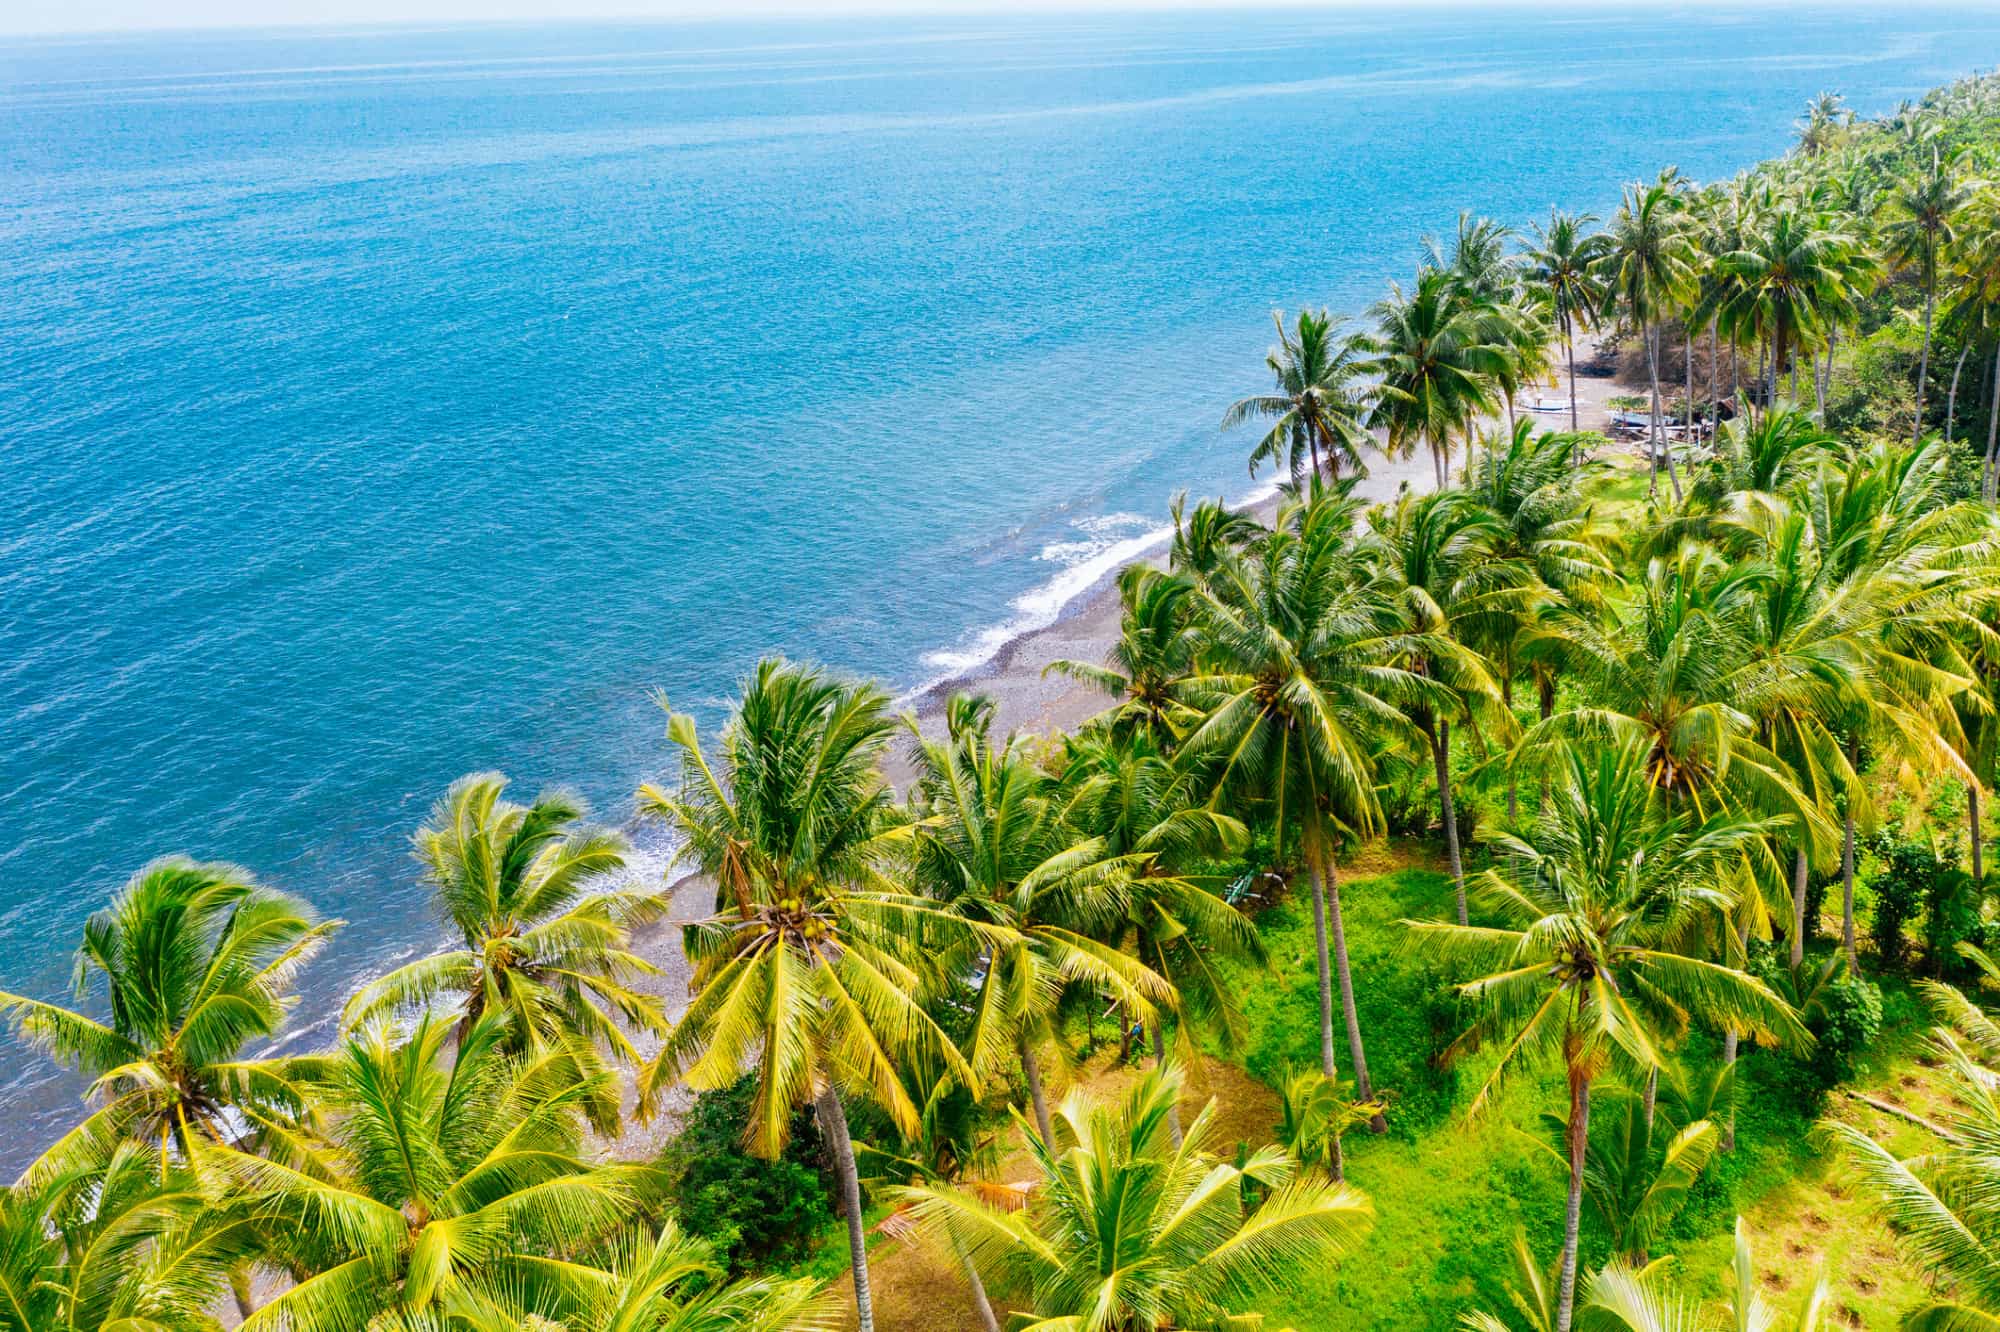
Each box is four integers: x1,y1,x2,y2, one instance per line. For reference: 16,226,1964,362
0,0,1950,43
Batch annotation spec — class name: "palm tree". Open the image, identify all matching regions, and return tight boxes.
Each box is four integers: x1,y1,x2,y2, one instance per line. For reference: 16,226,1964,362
1410,739,1808,1332
898,1065,1373,1330
1524,210,1610,431
1176,488,1438,1121
858,1059,1011,1332
569,1221,838,1332
1716,207,1866,413
0,1145,253,1330
1361,488,1516,924
1825,960,2000,1327
1223,308,1376,485
1884,147,1977,443
1526,1088,1719,1265
1056,728,1266,1113
1043,565,1201,741
1462,1219,1831,1332
1601,180,1700,500
1273,1067,1379,1184
635,660,978,1332
905,698,1173,1146
1360,268,1508,489
0,860,338,1181
207,1013,648,1329
341,773,664,1083
1795,91,1850,158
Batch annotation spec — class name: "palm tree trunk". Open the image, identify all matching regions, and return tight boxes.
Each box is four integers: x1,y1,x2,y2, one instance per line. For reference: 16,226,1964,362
1790,845,1810,968
1329,1123,1347,1182
1915,277,1936,445
1843,735,1859,973
1307,853,1340,1083
817,1083,878,1332
1646,324,1663,498
1708,319,1719,430
1432,718,1468,926
1721,917,1750,1152
1973,782,1985,888
1684,321,1696,445
1947,343,1971,444
1642,1065,1658,1131
231,1269,257,1320
1648,326,1683,502
1150,1024,1184,1146
1566,326,1580,432
1325,860,1385,1132
1556,1066,1593,1332
953,1234,1002,1332
1984,340,2000,503
1019,1038,1054,1147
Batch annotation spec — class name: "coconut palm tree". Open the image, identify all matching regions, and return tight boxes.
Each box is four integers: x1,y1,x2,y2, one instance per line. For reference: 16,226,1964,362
1884,147,1978,443
1461,1219,1832,1332
205,1012,649,1330
1410,738,1808,1332
635,659,980,1332
1524,210,1611,431
341,773,664,1083
0,860,339,1182
1273,1067,1379,1184
1176,488,1440,1121
1360,488,1517,924
1602,179,1701,499
1716,207,1866,413
1525,1088,1719,1265
569,1221,839,1332
0,1145,254,1330
858,1059,1012,1332
1823,982,2000,1329
1360,268,1508,489
1795,91,1850,158
1223,308,1376,485
898,1064,1373,1331
1043,565,1201,742
1056,728,1266,1109
905,697,1174,1147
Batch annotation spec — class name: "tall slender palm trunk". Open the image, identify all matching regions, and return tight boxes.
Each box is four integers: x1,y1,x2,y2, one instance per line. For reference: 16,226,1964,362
1556,1065,1593,1332
1646,325,1684,502
1984,341,2000,503
1915,278,1936,445
954,1235,1002,1332
1307,855,1340,1083
1722,915,1750,1152
1150,1025,1184,1146
1324,857,1385,1132
1432,717,1467,926
1947,344,1971,444
1019,1039,1054,1147
1973,782,1985,887
1566,326,1580,432
817,1083,877,1332
1790,846,1810,968
1843,736,1859,973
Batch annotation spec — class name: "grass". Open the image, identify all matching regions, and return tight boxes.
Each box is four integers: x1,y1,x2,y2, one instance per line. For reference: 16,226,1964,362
816,841,1944,1330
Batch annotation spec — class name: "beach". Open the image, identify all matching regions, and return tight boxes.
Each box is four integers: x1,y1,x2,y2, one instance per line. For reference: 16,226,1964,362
608,334,1630,1156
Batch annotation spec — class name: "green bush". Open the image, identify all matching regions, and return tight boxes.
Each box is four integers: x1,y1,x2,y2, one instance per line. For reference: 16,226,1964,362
659,1076,834,1275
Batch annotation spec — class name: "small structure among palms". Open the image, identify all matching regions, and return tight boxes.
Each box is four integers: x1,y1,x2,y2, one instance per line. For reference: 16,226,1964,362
342,772,664,1101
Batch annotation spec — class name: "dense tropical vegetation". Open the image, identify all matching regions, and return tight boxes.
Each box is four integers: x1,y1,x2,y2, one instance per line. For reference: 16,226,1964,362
14,73,2000,1332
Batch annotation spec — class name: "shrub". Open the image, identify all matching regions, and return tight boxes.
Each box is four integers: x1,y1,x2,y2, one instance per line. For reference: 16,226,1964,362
659,1076,834,1275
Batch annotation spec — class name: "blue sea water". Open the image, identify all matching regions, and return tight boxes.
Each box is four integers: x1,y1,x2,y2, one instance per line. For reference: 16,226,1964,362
2,5,1998,1156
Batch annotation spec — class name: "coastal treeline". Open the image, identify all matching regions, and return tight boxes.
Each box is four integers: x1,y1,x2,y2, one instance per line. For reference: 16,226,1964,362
13,72,2000,1332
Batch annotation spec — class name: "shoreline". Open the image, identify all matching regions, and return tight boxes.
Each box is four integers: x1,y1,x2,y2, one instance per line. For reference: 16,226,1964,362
582,339,1626,1159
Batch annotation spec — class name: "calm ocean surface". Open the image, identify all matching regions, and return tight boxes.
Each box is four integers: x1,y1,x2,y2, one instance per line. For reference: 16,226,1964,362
3,5,1998,1154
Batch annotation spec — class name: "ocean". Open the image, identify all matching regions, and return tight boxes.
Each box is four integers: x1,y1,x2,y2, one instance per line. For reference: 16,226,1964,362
3,4,1997,1158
